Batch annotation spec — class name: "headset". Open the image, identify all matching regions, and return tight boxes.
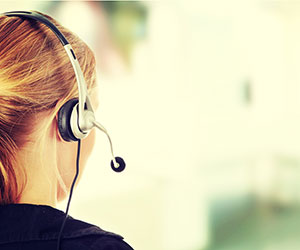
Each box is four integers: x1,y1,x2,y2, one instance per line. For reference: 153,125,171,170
1,10,126,249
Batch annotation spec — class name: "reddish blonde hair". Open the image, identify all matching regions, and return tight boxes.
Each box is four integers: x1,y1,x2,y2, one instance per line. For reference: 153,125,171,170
0,11,96,204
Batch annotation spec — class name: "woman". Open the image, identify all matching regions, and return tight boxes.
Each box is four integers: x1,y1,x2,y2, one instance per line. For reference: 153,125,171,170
0,11,133,250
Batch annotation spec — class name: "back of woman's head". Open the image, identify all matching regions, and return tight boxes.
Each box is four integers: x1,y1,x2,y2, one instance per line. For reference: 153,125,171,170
0,11,96,204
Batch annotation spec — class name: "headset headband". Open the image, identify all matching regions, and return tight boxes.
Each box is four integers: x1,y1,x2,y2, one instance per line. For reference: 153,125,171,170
5,11,68,44
2,10,94,136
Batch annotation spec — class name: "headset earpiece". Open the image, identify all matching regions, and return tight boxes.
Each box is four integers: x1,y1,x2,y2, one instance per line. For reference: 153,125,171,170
58,98,79,142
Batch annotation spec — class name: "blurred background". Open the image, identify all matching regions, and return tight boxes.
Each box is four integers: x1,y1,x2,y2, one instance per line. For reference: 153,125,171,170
3,0,300,249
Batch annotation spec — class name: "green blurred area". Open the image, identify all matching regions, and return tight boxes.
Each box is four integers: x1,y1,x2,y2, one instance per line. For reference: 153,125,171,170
101,1,147,64
208,203,300,250
39,1,148,66
207,156,300,250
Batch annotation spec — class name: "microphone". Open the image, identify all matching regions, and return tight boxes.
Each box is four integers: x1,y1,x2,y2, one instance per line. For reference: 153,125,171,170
93,120,126,172
111,157,126,172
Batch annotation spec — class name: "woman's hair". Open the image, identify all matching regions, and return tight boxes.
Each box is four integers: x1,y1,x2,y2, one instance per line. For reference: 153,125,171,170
0,11,96,204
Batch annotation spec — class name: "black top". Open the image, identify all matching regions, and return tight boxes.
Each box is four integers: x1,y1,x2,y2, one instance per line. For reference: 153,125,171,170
0,204,134,250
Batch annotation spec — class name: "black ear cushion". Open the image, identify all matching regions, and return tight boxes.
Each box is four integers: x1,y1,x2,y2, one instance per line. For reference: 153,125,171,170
57,99,79,142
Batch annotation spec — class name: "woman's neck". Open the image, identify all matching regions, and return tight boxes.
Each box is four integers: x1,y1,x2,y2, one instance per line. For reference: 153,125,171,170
16,135,58,207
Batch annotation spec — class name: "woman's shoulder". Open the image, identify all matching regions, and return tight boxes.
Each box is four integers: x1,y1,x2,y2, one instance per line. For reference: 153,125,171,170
63,234,134,250
0,204,134,250
61,211,134,250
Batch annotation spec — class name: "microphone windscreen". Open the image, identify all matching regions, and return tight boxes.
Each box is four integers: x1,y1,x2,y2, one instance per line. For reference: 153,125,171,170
111,157,126,172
